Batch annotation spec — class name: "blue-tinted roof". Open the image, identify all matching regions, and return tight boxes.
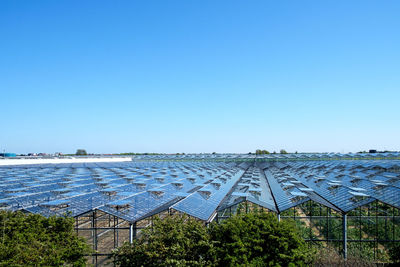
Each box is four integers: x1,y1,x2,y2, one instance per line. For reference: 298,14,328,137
0,153,400,221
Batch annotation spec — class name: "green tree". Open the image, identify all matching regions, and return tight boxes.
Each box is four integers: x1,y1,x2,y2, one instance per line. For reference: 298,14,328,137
111,214,216,266
280,149,288,154
256,150,270,155
75,149,87,155
209,212,313,266
0,211,91,266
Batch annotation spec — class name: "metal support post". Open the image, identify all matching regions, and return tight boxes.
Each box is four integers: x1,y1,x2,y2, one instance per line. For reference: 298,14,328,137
129,223,133,244
93,211,97,250
113,216,117,248
129,222,137,244
343,214,347,259
91,210,97,266
116,217,119,247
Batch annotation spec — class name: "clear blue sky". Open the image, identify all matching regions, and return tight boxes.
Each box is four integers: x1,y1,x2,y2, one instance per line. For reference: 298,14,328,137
1,1,399,154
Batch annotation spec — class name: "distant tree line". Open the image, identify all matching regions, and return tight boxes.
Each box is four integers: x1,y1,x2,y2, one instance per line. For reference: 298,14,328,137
256,149,288,154
75,149,87,155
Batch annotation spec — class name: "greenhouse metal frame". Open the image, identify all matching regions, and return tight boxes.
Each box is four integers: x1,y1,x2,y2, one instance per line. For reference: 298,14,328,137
1,152,400,265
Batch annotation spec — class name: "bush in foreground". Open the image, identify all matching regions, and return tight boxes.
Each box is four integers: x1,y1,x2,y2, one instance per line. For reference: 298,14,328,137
388,243,400,265
112,212,313,266
210,212,313,266
312,246,375,267
0,211,91,266
112,215,216,266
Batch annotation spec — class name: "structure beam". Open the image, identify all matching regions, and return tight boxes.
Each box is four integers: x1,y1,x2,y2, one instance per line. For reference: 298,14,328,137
343,213,347,259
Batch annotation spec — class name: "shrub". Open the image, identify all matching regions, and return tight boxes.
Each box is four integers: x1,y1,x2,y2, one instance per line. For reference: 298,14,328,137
388,243,400,264
312,246,376,267
209,212,314,266
111,214,216,266
0,210,91,266
112,212,314,266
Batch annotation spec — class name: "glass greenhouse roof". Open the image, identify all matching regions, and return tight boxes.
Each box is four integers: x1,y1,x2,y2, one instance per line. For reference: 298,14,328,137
0,153,400,222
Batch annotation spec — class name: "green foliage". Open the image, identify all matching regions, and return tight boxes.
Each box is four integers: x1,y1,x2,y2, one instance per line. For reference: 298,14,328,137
388,243,400,263
256,149,270,155
111,215,216,266
0,211,91,266
112,212,314,266
210,212,314,266
280,149,288,154
75,149,87,155
313,246,375,267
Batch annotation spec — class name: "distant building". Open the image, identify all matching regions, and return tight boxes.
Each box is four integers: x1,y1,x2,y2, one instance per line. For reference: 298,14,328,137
0,153,17,157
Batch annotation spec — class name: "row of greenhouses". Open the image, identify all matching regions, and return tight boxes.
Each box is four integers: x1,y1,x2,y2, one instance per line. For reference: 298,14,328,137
0,154,399,264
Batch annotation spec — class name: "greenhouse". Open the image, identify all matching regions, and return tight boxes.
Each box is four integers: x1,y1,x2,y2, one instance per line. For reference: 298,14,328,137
1,152,400,265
